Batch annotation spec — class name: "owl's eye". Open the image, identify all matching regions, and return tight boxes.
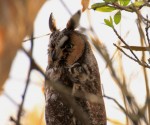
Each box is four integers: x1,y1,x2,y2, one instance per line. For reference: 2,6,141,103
51,49,56,61
61,42,72,50
60,40,68,49
65,44,72,49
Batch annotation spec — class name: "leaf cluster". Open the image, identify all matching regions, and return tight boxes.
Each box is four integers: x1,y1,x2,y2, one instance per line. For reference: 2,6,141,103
91,0,145,27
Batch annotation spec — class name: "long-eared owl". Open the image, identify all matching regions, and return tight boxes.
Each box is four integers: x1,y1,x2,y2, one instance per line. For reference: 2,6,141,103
45,10,106,125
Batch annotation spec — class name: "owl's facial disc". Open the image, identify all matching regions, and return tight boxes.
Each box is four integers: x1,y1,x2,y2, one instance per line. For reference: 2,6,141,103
48,29,85,66
49,30,70,62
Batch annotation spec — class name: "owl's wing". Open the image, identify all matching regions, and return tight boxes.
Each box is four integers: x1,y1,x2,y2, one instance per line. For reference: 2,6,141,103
66,62,106,125
65,33,106,125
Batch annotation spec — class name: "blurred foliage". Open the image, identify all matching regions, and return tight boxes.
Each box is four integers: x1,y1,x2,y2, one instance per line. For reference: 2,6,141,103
81,0,90,12
0,0,45,92
23,107,45,125
107,118,125,125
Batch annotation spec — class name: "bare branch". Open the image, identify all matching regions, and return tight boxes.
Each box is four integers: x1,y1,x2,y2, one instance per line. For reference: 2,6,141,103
10,33,34,125
145,16,150,46
114,44,138,62
23,33,50,42
113,28,140,61
113,27,150,68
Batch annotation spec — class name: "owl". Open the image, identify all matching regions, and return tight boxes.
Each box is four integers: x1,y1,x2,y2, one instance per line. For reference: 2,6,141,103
45,10,106,125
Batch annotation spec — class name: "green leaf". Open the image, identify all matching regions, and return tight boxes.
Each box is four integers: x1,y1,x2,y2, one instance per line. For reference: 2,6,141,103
91,3,106,10
114,11,121,24
130,1,144,7
91,3,116,12
103,0,111,2
104,0,118,2
110,16,113,24
104,18,113,27
95,6,116,12
119,0,130,6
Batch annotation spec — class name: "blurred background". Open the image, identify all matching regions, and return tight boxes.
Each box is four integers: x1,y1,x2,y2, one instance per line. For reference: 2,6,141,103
0,0,150,125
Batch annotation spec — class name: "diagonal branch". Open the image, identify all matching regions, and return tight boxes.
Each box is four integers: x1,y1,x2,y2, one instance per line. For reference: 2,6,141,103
113,27,150,68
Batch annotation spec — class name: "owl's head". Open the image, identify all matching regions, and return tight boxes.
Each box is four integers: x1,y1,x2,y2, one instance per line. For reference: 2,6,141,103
48,10,85,67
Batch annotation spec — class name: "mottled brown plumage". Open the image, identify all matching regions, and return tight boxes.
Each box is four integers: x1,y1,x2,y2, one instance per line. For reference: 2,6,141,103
45,10,106,125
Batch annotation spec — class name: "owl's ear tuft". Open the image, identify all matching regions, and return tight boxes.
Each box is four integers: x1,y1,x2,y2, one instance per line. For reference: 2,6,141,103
66,10,81,30
49,13,57,32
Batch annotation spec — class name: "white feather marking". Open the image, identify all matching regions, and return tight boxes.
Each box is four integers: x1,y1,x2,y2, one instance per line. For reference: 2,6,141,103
58,35,68,47
51,93,58,101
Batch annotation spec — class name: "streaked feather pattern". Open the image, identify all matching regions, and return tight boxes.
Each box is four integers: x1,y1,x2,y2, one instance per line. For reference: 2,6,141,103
45,10,106,125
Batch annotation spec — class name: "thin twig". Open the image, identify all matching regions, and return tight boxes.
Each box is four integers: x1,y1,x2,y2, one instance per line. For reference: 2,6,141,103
114,44,150,68
100,1,150,24
104,95,149,125
59,0,72,15
92,1,150,13
137,14,150,124
103,95,136,123
89,31,143,124
113,27,150,68
87,16,139,123
117,47,129,125
113,28,140,62
114,44,138,62
3,92,19,107
15,33,34,125
21,47,45,76
145,15,150,46
23,33,50,42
